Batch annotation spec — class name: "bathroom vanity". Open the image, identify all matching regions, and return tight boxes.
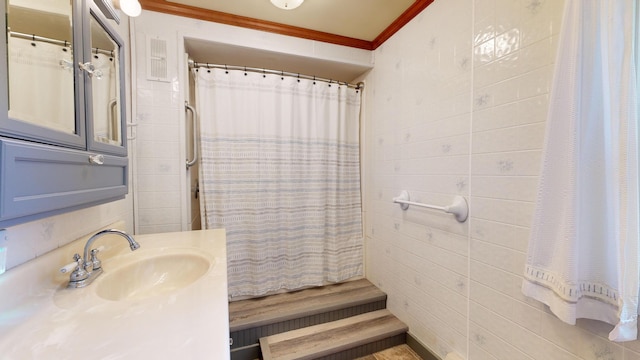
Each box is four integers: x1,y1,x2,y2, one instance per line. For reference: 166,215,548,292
0,229,230,359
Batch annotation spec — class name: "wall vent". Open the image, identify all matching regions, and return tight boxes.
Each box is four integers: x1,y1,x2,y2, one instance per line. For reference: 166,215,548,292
146,36,169,82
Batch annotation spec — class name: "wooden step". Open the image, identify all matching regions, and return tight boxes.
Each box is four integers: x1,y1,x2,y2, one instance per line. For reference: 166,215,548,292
230,279,386,332
229,278,388,354
259,309,408,360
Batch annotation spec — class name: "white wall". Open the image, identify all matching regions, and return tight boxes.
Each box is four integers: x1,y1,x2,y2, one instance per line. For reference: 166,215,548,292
2,18,134,271
364,0,640,359
131,10,373,234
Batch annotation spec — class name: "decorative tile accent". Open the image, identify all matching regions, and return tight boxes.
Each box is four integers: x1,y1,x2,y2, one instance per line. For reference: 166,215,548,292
429,37,437,50
498,159,514,172
475,93,491,107
525,0,545,14
456,179,467,191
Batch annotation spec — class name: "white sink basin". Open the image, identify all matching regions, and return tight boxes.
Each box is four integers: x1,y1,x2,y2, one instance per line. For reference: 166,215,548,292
95,249,212,301
0,229,230,360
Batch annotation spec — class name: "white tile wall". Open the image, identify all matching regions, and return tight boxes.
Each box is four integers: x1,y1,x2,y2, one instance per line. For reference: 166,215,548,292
363,0,640,359
133,49,183,233
2,198,133,270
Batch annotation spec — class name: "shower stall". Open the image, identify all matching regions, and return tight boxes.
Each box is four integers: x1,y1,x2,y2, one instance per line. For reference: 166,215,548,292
186,63,364,298
131,19,373,296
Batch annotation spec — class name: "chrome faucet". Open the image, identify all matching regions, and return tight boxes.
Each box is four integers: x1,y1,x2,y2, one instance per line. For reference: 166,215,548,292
60,229,140,288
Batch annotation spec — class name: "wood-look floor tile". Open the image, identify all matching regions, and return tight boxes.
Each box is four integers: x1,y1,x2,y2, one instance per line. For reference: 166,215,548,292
355,344,423,360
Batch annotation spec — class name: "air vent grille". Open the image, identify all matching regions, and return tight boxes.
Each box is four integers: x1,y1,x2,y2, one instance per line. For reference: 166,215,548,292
146,36,169,82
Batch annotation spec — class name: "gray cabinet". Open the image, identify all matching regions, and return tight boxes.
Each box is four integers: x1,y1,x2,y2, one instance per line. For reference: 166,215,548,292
0,0,128,227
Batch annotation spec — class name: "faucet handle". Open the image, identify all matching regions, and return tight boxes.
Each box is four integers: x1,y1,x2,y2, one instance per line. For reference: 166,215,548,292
89,246,105,271
60,261,79,274
60,254,83,274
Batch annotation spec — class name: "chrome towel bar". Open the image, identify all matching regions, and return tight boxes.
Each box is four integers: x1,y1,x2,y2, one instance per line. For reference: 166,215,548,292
393,190,468,222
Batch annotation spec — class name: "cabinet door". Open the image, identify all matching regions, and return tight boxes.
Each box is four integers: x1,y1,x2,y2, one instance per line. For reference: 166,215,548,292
0,0,129,227
0,138,127,226
0,0,86,149
84,2,127,156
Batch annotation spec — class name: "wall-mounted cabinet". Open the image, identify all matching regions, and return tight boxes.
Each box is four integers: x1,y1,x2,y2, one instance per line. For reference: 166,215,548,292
0,0,128,227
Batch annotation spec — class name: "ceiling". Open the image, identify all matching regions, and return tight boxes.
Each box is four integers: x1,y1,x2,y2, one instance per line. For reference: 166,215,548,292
139,0,434,50
139,0,434,82
169,0,413,41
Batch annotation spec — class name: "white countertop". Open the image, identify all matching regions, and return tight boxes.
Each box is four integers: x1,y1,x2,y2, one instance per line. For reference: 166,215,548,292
0,228,229,360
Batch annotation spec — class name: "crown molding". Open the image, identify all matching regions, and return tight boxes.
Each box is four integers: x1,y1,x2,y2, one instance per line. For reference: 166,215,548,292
372,0,434,49
138,0,434,51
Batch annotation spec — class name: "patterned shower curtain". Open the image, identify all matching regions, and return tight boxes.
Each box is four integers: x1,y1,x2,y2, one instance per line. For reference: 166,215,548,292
195,67,364,299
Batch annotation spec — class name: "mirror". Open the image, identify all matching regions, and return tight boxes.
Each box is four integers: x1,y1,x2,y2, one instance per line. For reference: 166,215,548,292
89,14,122,147
6,0,76,134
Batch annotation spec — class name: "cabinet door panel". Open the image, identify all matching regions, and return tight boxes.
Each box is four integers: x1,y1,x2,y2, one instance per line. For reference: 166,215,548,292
85,4,127,156
0,139,127,223
1,0,86,149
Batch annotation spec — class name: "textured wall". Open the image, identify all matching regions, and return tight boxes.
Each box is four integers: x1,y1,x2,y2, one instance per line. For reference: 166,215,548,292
364,0,640,359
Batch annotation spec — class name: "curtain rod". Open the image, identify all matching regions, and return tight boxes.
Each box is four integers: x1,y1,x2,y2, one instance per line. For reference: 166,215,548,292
188,59,364,90
8,30,114,57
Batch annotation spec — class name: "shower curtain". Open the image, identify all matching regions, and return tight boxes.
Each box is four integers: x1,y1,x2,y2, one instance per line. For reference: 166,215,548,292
195,67,364,298
8,36,75,133
522,0,639,341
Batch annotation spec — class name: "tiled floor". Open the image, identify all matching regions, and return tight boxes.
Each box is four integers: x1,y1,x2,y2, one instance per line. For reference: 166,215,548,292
356,344,423,360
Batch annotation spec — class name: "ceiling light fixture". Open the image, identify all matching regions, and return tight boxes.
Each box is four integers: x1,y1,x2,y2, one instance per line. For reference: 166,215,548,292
270,0,304,10
114,0,142,17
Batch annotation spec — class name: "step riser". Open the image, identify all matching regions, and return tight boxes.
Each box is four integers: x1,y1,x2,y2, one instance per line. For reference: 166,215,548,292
230,344,260,360
231,299,387,349
230,334,409,360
